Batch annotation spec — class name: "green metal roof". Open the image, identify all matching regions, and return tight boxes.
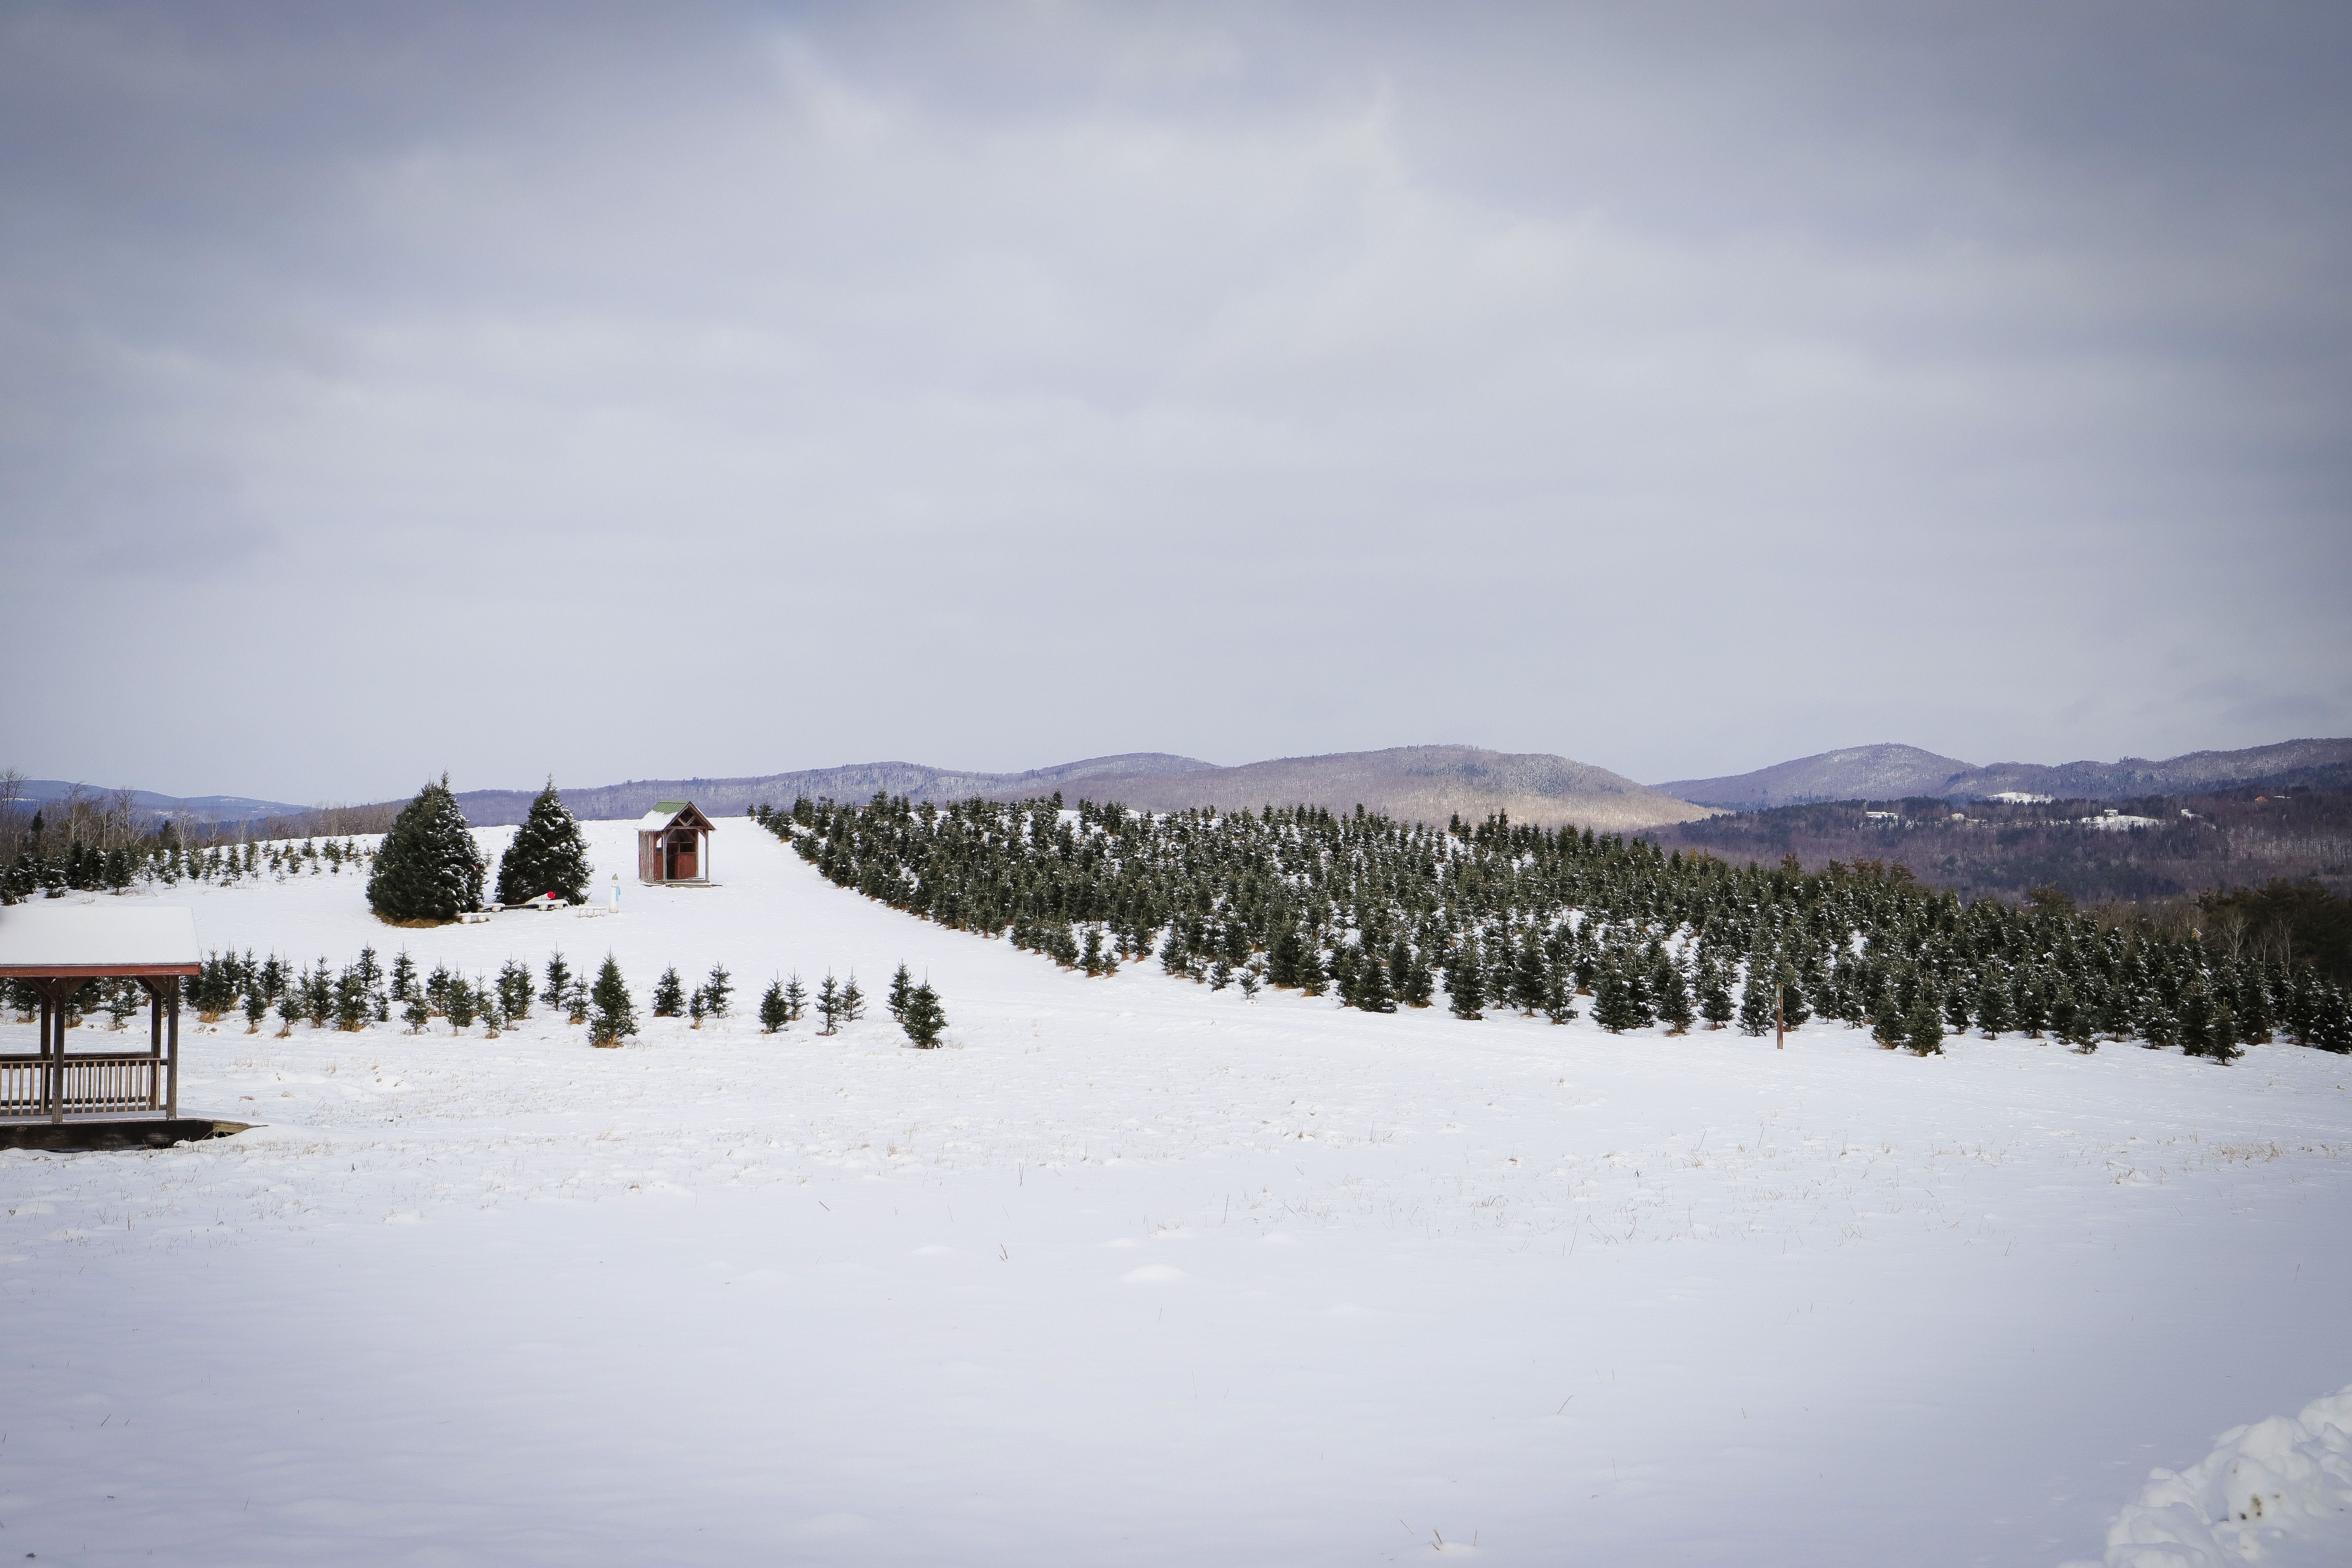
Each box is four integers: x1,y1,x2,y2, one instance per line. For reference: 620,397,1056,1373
653,800,692,814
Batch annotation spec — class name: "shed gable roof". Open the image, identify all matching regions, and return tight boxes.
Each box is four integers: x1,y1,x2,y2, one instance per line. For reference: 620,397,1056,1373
636,801,716,833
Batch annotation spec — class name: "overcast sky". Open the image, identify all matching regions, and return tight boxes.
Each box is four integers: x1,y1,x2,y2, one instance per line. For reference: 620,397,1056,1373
5,1,2347,804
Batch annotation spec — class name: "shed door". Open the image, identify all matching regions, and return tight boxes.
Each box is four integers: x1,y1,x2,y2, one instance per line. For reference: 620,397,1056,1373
670,836,697,880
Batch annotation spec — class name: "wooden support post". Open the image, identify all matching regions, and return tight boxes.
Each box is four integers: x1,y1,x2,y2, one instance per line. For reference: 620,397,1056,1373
166,985,179,1121
146,981,166,1112
40,993,59,1123
1776,993,1785,1051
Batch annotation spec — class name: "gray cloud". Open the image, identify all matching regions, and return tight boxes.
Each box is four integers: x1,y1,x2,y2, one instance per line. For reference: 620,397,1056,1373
3,1,2346,802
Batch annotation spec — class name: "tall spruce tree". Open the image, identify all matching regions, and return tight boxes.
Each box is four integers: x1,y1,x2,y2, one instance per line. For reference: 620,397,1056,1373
367,775,484,922
495,780,592,907
1445,940,1486,1020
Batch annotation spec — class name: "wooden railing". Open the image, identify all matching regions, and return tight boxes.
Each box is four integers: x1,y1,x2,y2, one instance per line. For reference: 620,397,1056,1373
0,1053,162,1117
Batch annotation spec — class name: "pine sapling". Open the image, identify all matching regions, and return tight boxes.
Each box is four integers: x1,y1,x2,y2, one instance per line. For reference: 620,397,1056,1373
759,980,790,1034
541,951,572,1011
590,955,637,1047
652,966,685,1017
900,980,947,1048
444,978,478,1035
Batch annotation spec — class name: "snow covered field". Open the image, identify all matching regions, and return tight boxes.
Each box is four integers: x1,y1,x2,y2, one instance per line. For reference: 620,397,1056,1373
5,818,2349,1565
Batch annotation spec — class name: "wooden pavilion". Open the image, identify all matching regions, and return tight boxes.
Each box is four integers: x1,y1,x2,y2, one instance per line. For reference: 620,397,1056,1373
636,801,716,885
0,904,200,1124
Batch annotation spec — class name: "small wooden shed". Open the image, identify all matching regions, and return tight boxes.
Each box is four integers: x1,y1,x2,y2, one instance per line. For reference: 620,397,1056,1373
636,801,716,885
1,904,200,1124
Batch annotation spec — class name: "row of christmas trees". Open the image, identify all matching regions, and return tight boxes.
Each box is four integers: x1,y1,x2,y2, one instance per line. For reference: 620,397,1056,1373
754,793,2352,1058
2,833,374,900
9,948,949,1050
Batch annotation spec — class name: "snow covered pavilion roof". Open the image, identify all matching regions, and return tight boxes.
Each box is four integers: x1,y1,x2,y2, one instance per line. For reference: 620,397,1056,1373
0,903,201,978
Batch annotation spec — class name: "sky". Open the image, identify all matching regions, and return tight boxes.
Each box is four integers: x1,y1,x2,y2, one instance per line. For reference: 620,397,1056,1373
4,0,2348,806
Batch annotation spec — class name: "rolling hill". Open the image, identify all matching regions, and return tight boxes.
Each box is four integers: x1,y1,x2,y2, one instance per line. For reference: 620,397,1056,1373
1654,737,2352,807
1021,745,1714,831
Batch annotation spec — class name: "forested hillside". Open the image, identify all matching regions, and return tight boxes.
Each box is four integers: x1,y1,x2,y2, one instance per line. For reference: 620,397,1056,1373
1642,783,2352,907
757,793,2352,1057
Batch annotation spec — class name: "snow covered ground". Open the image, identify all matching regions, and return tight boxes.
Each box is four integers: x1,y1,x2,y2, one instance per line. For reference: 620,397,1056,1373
5,818,2349,1565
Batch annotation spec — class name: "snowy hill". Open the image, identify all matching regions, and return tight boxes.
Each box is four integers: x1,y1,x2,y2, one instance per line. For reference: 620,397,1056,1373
1948,737,2352,801
1031,744,1715,830
5,819,2350,1564
1657,737,2352,807
1654,743,1977,807
441,752,1218,825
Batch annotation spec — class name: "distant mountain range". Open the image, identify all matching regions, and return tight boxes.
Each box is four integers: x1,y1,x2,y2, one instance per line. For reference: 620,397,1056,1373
442,745,1708,832
439,753,1218,826
25,734,2348,839
11,779,313,823
1004,745,1712,832
1653,737,2352,807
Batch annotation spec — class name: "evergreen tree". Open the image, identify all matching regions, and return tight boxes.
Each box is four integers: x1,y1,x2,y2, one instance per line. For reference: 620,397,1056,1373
1267,926,1304,988
495,780,593,906
841,973,866,1023
444,977,479,1033
701,964,732,1019
652,966,685,1017
816,974,843,1035
1508,931,1549,1016
1445,940,1486,1020
1355,949,1397,1014
333,966,370,1032
1903,996,1946,1055
2302,985,2352,1053
1398,943,1434,1008
541,951,573,1011
1655,964,1694,1035
900,980,947,1047
887,964,913,1023
1775,965,1811,1030
366,775,485,922
402,993,430,1034
1736,966,1776,1036
2178,980,2240,1063
759,979,790,1033
1975,971,2016,1038
1698,964,1734,1029
590,955,637,1046
2051,983,2096,1053
782,974,808,1024
498,958,534,1021
1592,967,1650,1034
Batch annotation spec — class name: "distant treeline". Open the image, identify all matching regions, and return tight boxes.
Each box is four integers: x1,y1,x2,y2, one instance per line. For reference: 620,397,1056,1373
755,792,2352,1057
1644,783,2352,912
0,776,397,870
